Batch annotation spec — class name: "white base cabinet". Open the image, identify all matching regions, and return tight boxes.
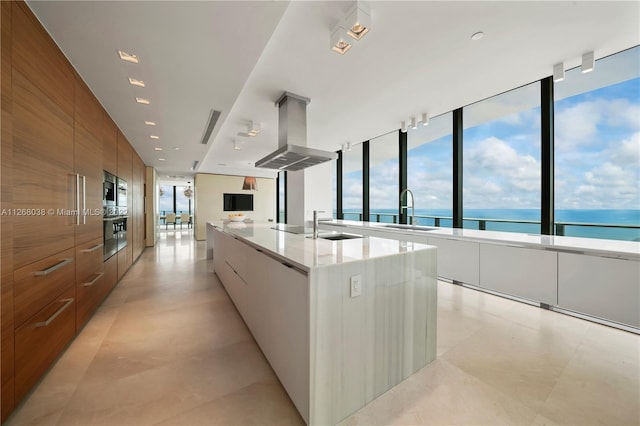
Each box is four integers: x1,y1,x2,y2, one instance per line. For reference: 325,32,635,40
479,244,558,305
558,253,640,328
427,237,480,285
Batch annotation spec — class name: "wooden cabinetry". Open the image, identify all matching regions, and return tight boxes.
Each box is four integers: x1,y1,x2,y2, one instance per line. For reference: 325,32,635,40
74,80,103,246
102,116,117,176
0,2,147,421
14,285,76,403
75,237,105,330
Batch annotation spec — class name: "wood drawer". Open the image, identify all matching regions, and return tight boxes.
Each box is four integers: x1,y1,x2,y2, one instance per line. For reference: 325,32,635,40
103,253,118,294
15,284,75,403
14,248,75,328
76,238,105,330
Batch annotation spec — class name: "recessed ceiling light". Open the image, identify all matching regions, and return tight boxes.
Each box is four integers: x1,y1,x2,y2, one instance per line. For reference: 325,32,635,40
118,50,139,64
144,121,156,126
247,121,261,137
158,158,166,161
136,97,150,105
128,77,145,87
345,2,371,41
154,147,163,151
173,147,180,150
471,31,484,41
150,135,160,140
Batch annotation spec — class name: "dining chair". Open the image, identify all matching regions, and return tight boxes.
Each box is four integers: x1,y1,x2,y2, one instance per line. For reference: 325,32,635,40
165,212,177,229
179,213,191,229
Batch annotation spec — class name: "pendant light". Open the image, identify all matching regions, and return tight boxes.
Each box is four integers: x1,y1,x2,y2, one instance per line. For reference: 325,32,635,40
242,177,257,191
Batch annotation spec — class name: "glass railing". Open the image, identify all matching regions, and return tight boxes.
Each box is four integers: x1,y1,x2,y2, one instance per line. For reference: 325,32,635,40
340,212,640,242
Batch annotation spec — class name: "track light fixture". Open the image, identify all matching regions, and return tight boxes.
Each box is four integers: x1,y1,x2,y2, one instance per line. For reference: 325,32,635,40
410,116,417,130
421,113,430,126
345,1,371,41
330,26,352,55
400,121,407,133
581,51,594,73
247,121,261,137
553,62,565,82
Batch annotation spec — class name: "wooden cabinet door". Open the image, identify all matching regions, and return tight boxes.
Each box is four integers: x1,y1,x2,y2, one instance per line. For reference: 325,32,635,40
75,237,105,330
102,115,117,176
74,80,103,245
12,70,75,269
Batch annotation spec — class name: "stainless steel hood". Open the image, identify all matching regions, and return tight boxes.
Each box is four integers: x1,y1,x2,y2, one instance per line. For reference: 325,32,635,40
255,92,337,171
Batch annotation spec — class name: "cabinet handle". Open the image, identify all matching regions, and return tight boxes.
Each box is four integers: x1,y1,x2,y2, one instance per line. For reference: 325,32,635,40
75,174,81,225
82,272,104,287
35,298,74,328
82,243,104,253
33,258,73,276
82,175,87,225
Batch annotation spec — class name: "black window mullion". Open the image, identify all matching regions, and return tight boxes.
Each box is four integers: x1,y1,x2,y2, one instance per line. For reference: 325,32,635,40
363,141,370,222
337,151,343,220
399,130,408,224
453,108,463,228
541,77,554,235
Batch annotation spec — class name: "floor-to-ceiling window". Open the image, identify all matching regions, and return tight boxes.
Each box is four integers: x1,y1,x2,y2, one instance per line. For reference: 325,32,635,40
554,46,640,241
332,159,338,219
159,185,174,216
407,112,453,227
369,131,399,223
175,185,192,215
463,82,542,233
342,142,364,221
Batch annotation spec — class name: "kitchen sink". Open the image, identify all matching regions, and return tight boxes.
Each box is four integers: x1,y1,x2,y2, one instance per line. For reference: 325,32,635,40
382,224,437,232
316,233,363,241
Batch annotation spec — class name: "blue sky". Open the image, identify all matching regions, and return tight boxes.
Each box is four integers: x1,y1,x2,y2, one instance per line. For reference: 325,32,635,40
341,76,640,218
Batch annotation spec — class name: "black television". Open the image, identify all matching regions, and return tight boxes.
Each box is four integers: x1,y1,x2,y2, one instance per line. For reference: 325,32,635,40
223,193,253,211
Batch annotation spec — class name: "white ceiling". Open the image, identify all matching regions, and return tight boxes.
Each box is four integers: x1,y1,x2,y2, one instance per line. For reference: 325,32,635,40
28,1,640,181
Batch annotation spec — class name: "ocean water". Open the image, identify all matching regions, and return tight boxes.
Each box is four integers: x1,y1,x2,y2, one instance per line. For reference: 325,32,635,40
339,209,640,242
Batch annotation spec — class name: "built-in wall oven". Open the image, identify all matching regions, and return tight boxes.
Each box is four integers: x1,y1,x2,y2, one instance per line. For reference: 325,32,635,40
103,171,127,261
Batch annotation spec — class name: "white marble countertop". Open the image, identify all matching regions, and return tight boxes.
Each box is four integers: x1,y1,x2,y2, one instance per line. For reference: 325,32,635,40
208,221,435,271
322,220,640,260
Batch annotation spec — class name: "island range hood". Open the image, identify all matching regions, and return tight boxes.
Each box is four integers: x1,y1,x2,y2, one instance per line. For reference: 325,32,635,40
255,92,338,172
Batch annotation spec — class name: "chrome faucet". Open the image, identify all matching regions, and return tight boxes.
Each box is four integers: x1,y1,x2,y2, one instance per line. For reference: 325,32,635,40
313,210,327,239
400,188,415,225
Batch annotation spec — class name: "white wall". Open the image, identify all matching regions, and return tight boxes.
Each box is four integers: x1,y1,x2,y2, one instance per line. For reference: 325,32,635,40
194,173,275,240
145,166,158,247
286,161,333,226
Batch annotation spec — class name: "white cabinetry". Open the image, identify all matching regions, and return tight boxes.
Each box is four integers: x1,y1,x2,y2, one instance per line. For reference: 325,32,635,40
558,253,639,328
212,230,309,422
479,244,558,305
427,237,479,285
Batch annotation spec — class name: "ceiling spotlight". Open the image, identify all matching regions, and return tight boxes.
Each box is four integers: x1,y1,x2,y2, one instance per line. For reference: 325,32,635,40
421,112,430,126
233,140,242,150
401,121,407,133
118,50,139,64
136,97,150,105
144,121,156,126
581,51,594,73
553,62,565,82
150,135,159,140
158,158,166,161
410,116,417,130
154,147,163,151
346,142,352,151
330,26,352,55
173,147,180,150
470,31,484,41
128,77,145,87
345,1,371,40
247,121,261,137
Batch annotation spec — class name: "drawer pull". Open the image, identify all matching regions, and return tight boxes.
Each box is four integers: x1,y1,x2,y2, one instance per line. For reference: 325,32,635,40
82,272,105,287
82,243,104,253
33,258,73,276
35,298,74,328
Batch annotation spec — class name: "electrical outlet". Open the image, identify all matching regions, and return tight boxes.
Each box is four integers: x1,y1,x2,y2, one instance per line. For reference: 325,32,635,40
350,274,362,298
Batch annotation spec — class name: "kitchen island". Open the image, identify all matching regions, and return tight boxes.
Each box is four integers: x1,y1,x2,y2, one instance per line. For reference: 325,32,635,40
207,221,437,425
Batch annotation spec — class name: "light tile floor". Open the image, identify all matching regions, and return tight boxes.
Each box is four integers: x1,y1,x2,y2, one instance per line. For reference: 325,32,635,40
6,231,639,426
